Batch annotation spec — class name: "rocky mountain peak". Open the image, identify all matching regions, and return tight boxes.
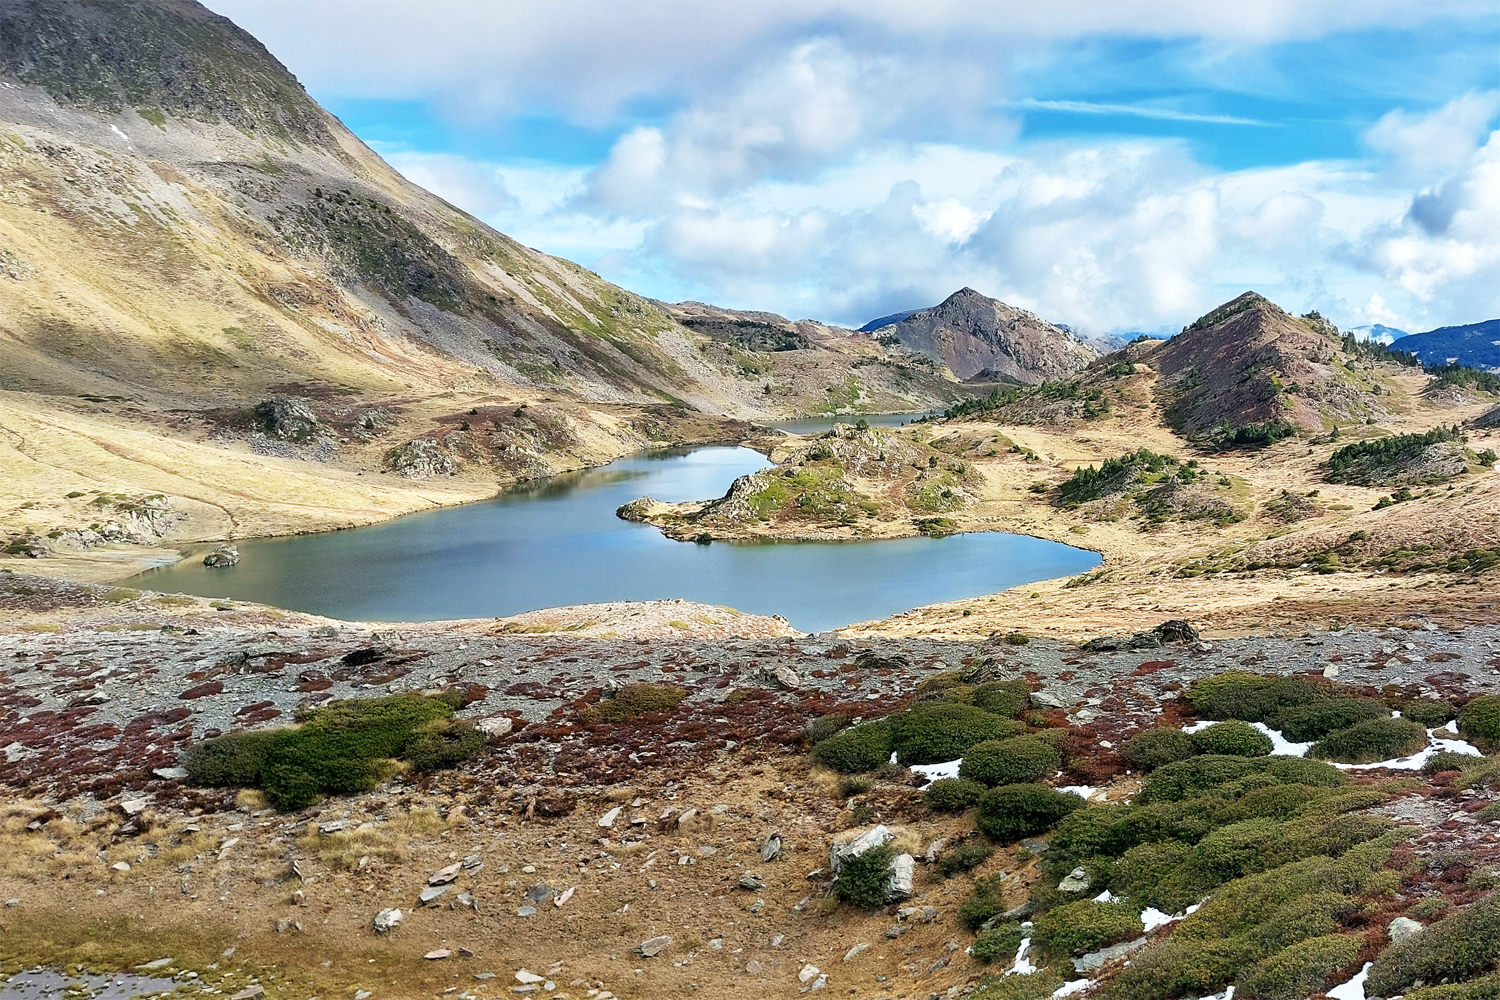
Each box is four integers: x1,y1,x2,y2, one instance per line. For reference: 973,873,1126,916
880,286,1096,383
0,0,333,146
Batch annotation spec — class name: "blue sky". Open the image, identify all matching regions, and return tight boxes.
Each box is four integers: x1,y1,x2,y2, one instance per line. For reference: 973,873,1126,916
208,0,1500,335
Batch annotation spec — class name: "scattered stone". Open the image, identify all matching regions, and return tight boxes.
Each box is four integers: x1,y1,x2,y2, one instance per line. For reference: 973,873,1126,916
924,838,948,863
798,964,821,984
118,798,148,817
425,949,451,960
229,987,266,1000
1058,866,1091,893
676,808,698,827
1388,916,1424,942
1074,936,1148,972
738,873,764,891
638,935,672,958
475,715,514,738
419,885,452,906
843,943,869,962
829,825,892,874
885,924,907,939
761,832,783,862
135,958,173,971
774,665,800,690
111,861,131,872
516,905,538,917
599,806,622,828
749,899,765,913
430,862,464,885
515,971,544,984
152,766,188,780
746,960,763,974
373,908,403,933
886,853,914,900
555,886,575,907
524,883,555,906
318,820,347,834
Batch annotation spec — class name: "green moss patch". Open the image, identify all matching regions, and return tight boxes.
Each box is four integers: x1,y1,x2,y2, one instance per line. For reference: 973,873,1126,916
579,683,687,722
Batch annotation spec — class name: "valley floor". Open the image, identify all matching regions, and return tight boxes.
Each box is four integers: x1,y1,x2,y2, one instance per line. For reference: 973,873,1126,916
1,574,1498,999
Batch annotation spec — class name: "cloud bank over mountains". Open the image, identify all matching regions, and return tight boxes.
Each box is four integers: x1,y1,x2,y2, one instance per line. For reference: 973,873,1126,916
211,0,1499,334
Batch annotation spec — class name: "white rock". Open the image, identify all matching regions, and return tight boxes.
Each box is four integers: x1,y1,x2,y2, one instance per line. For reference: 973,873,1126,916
798,963,821,984
111,862,130,872
1388,916,1424,942
516,970,544,984
842,943,869,962
886,853,915,900
598,806,622,828
475,716,513,738
829,825,892,874
774,665,800,690
373,908,403,933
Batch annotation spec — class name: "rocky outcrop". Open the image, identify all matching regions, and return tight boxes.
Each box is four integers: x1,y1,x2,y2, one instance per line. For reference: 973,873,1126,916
203,544,239,568
879,288,1097,383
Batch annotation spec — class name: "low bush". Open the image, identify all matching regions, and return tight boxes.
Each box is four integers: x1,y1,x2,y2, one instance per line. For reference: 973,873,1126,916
961,735,1063,786
1309,717,1428,764
1113,840,1193,910
970,680,1032,718
832,844,896,909
935,838,994,877
1403,699,1456,728
580,683,687,722
889,702,1023,765
1271,699,1388,741
976,784,1083,842
1139,755,1345,804
1424,750,1484,775
968,970,1066,1000
1187,672,1325,723
1191,720,1274,757
1459,695,1500,752
1367,892,1500,997
403,719,485,770
806,712,853,743
1032,900,1144,958
1123,728,1198,771
1402,973,1500,1000
969,923,1026,964
924,777,987,813
960,873,1012,929
813,721,892,772
1237,933,1361,1000
185,692,479,810
837,775,873,798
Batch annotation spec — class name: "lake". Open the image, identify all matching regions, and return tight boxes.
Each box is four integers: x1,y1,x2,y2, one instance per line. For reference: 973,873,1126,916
134,446,1100,632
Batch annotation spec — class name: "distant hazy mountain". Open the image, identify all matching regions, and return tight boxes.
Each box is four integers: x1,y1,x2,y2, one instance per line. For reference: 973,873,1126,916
858,309,922,333
1392,319,1500,371
873,287,1097,383
1348,324,1409,345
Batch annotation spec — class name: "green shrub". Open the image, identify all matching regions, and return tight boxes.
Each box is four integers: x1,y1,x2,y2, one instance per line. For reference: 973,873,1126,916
968,970,1066,1000
1403,699,1456,728
935,839,994,878
1139,755,1345,804
1309,717,1428,764
1106,936,1259,1000
969,924,1025,964
185,692,473,810
1325,425,1467,485
1424,750,1484,775
1237,934,1361,1000
183,730,282,786
832,844,896,909
961,735,1063,786
1123,728,1198,771
1402,973,1500,1000
976,785,1083,842
1187,672,1325,723
838,775,874,798
1219,783,1329,822
1032,900,1144,958
1003,632,1030,646
1191,720,1274,757
1245,892,1357,950
960,873,1013,930
1271,699,1388,741
580,683,687,722
806,712,853,743
1459,695,1500,752
403,719,485,770
925,777,987,813
813,720,892,772
889,702,1022,765
1114,840,1193,910
1368,892,1500,997
970,680,1032,718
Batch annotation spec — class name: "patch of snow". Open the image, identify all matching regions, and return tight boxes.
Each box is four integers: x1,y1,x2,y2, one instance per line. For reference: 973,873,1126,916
1008,937,1038,976
1141,902,1201,932
910,758,961,786
1326,961,1370,1000
1060,785,1097,801
109,123,132,145
1182,720,1214,734
1092,890,1115,903
1251,722,1312,756
1331,730,1483,772
1054,979,1093,997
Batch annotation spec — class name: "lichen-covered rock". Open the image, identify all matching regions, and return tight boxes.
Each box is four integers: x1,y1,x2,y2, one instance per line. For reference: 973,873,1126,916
385,438,457,479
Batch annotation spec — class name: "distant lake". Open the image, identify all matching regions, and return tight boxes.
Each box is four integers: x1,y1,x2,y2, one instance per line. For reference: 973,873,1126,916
135,447,1100,632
